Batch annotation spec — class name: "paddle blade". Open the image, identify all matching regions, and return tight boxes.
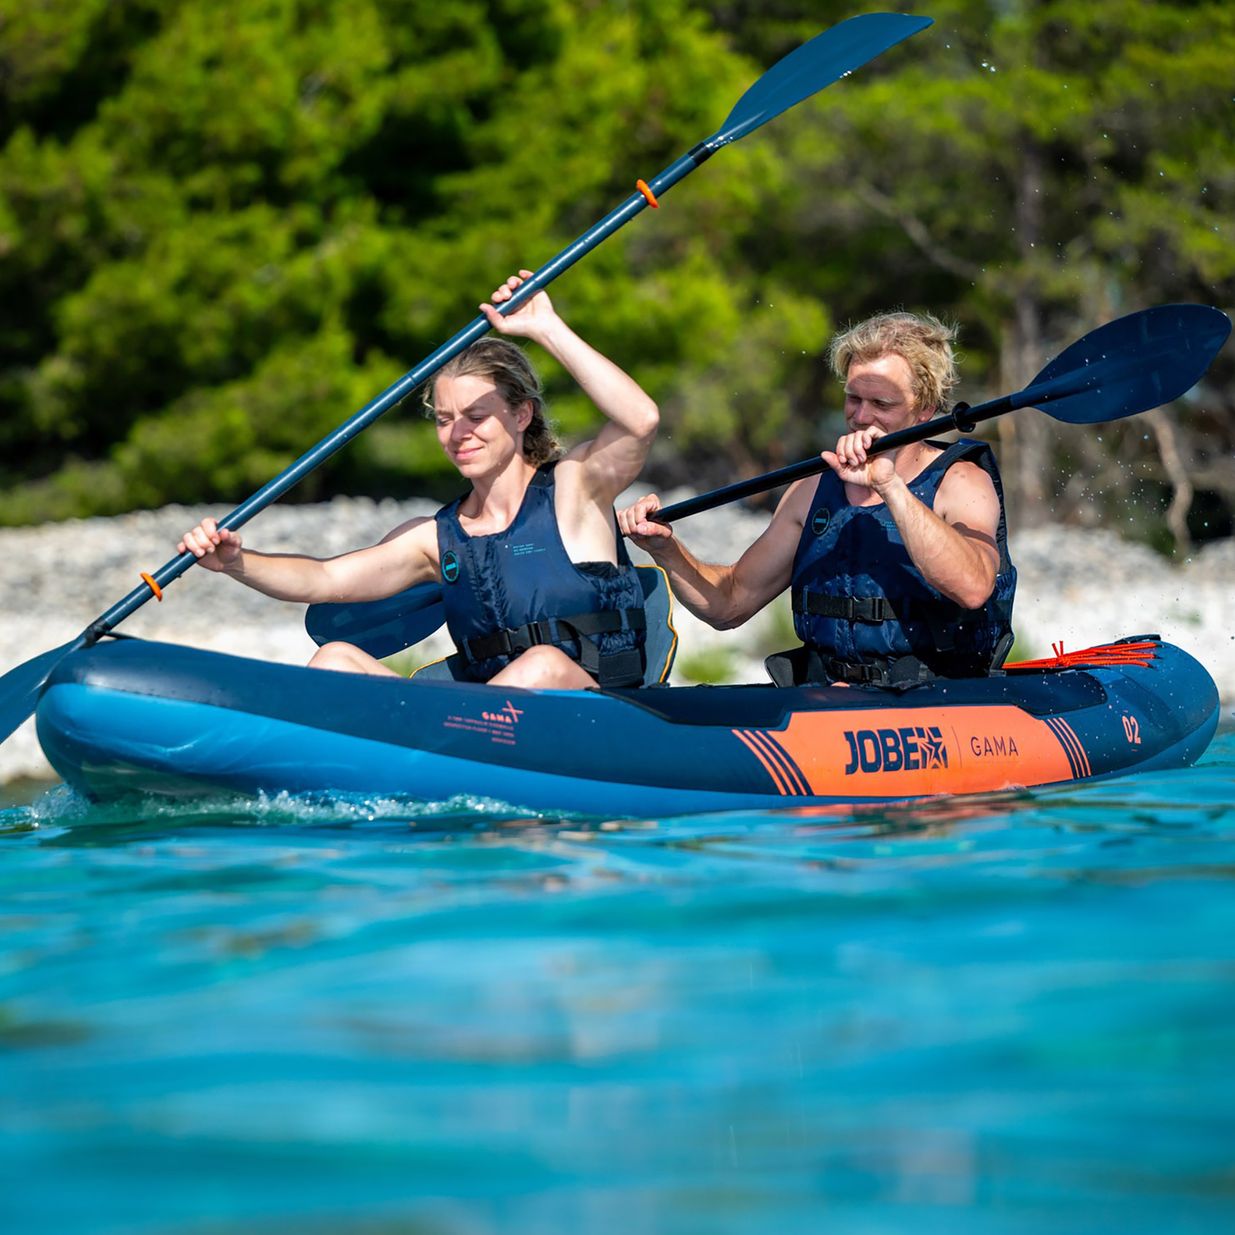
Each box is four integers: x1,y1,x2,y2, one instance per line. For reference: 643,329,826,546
1026,304,1232,424
0,636,86,746
716,13,933,146
305,581,445,661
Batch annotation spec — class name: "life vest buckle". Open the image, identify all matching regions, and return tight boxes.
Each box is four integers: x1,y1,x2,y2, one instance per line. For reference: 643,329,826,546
506,619,555,656
793,591,896,623
854,596,892,623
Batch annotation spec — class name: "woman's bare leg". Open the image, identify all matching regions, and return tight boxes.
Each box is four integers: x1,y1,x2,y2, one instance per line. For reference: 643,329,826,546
488,645,595,690
308,641,400,676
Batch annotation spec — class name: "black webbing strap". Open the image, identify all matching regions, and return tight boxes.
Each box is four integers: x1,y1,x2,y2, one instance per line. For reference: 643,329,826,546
460,607,646,669
823,654,935,688
792,590,898,624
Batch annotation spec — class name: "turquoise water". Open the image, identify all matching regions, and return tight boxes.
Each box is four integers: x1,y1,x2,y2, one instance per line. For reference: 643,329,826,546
3,729,1235,1234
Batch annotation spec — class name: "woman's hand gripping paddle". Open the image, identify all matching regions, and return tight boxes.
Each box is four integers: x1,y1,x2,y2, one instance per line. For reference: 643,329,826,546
296,13,937,662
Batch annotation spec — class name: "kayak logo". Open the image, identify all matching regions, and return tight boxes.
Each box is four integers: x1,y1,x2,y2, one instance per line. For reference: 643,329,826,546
968,734,1019,757
481,701,524,726
441,550,461,584
443,699,524,746
843,725,947,775
811,508,831,537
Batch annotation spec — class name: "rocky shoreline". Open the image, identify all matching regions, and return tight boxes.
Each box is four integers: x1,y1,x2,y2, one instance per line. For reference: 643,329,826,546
3,493,1232,783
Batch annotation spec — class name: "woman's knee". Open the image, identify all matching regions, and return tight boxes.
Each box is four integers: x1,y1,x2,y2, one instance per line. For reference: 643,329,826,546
491,645,592,689
308,641,396,676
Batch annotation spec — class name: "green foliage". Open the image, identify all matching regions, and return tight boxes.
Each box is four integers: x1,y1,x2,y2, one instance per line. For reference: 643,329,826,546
763,0,1235,538
2,0,763,519
0,0,1231,542
675,646,738,685
751,593,796,657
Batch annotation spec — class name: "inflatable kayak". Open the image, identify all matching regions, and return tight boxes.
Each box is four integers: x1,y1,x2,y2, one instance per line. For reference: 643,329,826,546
35,633,1218,814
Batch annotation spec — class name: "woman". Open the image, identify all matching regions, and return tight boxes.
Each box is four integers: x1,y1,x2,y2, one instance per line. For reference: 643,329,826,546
179,272,659,689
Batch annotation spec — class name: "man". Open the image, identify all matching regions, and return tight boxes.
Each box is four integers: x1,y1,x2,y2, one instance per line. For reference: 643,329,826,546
619,312,1016,687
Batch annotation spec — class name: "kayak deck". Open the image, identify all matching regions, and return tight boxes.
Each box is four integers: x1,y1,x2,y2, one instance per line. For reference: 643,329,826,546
36,635,1220,814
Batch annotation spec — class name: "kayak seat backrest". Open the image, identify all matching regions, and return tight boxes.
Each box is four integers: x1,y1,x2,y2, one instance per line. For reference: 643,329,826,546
637,562,678,686
410,563,678,687
406,649,468,682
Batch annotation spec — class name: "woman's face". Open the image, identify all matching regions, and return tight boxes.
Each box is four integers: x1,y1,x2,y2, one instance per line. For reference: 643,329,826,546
432,374,530,477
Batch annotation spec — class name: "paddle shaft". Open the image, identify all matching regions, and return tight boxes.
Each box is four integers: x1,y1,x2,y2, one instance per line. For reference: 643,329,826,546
655,396,1016,523
656,301,1230,523
82,13,934,645
304,303,1227,654
84,156,715,642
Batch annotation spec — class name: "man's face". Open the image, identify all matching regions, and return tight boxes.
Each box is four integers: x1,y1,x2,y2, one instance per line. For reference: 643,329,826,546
842,353,929,435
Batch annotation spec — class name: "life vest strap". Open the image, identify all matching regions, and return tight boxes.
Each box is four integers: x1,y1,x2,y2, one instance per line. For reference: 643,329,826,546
823,654,935,688
459,607,647,671
793,590,898,624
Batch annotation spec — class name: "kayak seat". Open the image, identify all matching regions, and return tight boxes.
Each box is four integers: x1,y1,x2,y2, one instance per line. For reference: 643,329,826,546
410,563,677,687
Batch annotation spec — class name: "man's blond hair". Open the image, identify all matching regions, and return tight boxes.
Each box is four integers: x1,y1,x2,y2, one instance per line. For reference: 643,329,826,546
828,312,959,413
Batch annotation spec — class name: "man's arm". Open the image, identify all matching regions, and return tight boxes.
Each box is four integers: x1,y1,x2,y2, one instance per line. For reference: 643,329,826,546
619,480,812,629
879,461,1001,609
821,425,1001,610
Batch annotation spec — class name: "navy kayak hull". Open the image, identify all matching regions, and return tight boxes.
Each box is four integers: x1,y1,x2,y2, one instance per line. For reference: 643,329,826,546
36,636,1219,815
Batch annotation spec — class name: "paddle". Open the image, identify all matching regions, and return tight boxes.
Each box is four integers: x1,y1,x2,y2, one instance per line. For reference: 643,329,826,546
289,15,937,662
652,302,1232,524
308,301,1232,654
0,12,933,742
306,581,445,659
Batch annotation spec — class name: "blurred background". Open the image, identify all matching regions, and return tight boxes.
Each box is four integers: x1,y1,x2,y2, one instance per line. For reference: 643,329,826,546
1,0,1231,554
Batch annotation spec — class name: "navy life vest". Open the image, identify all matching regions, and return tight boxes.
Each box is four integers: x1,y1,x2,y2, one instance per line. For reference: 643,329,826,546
790,439,1016,686
435,463,647,686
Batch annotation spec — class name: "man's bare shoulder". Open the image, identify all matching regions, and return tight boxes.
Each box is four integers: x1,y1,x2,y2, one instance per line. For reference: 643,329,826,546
939,458,998,495
771,475,817,531
937,459,999,526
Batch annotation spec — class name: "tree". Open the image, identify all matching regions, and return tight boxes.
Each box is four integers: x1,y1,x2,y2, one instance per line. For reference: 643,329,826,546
1,0,1231,555
0,0,830,517
735,0,1235,546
